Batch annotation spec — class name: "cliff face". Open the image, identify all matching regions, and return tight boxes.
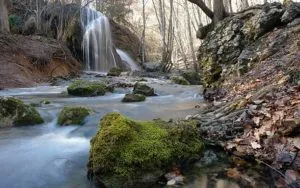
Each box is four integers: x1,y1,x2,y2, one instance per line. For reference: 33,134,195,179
0,34,81,89
198,2,300,88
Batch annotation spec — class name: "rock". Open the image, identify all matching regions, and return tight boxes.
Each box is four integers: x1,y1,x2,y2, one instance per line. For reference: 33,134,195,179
133,83,155,96
172,76,190,85
0,97,44,127
40,100,50,105
281,2,300,24
67,80,107,97
143,62,161,72
107,67,122,77
167,179,176,186
0,34,81,89
122,94,146,103
58,107,90,126
87,113,203,188
276,152,296,166
181,71,202,85
278,119,300,136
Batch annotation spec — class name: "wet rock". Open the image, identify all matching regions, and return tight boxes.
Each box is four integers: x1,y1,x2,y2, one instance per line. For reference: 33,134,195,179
58,107,90,126
281,2,300,24
122,94,146,103
172,76,190,85
87,113,203,188
181,71,202,85
107,67,122,77
133,82,155,96
0,97,44,127
67,80,107,97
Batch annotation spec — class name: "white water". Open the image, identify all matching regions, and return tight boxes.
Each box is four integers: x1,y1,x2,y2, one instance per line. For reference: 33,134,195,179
82,8,117,72
116,49,140,71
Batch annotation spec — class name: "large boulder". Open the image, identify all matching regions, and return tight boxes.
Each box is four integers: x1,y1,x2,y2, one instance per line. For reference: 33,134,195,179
87,113,203,187
122,93,146,102
58,107,90,125
0,97,44,127
67,80,108,97
133,83,155,96
0,34,81,89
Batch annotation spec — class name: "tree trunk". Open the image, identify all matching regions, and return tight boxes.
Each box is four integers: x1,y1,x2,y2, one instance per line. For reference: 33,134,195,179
213,0,226,24
0,0,10,33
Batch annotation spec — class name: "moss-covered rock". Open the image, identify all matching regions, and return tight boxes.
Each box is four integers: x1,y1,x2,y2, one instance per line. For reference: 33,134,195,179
122,94,146,103
88,113,204,187
107,67,122,77
181,71,202,85
172,76,190,85
133,82,155,96
200,57,222,87
58,107,90,126
0,97,44,127
67,80,107,97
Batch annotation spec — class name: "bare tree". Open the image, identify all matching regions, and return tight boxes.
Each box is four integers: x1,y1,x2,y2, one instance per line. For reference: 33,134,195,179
0,0,10,33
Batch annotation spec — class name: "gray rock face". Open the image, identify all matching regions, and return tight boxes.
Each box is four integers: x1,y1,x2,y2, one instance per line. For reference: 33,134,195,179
198,2,300,87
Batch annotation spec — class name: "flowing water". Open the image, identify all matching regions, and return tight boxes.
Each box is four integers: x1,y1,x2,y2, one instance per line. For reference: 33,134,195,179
117,49,140,71
82,8,117,72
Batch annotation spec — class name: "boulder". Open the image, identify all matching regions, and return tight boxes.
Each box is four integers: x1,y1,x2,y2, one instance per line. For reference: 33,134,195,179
107,67,122,77
172,76,190,85
58,107,90,125
67,80,107,97
181,71,202,85
87,113,203,187
0,97,44,127
122,93,146,103
133,83,155,96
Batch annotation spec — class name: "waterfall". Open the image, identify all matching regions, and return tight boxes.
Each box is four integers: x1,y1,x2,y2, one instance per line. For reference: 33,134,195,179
81,8,117,72
116,49,140,71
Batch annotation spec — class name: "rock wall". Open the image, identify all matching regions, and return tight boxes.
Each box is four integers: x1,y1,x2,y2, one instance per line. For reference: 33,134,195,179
0,34,81,88
198,2,300,87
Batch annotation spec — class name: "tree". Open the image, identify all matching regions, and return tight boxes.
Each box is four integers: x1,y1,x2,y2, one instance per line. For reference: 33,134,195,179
0,0,10,33
187,0,227,24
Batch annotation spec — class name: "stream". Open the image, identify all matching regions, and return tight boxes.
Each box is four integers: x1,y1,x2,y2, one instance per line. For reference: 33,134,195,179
0,74,272,188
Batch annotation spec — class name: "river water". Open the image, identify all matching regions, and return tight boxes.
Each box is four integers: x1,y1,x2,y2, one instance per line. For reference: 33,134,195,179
0,75,272,188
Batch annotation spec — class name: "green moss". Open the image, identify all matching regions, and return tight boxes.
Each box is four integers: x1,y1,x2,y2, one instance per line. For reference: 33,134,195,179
107,67,123,77
172,76,190,85
181,71,202,85
67,80,107,97
0,97,44,127
200,57,222,87
58,107,90,126
121,93,146,102
133,82,155,96
88,113,204,187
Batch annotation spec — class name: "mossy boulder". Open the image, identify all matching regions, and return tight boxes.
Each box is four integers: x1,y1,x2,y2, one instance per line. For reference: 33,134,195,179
200,57,222,87
172,76,190,85
0,97,44,127
58,107,90,126
181,71,202,85
88,113,204,187
133,82,155,96
67,80,107,97
107,67,122,77
122,94,146,103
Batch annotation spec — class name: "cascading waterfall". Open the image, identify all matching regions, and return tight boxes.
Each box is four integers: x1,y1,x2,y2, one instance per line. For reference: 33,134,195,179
81,8,117,72
116,49,140,71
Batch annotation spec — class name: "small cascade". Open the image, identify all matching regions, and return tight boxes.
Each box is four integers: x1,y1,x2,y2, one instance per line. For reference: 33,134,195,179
81,8,117,72
116,49,140,71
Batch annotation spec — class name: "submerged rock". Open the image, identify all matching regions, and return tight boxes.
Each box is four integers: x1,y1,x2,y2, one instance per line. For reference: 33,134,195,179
122,93,146,103
0,97,44,127
58,107,90,126
107,67,122,77
172,76,190,85
67,80,107,97
87,113,203,188
133,82,155,96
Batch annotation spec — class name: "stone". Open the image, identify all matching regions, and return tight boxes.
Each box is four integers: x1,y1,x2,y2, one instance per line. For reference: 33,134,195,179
281,2,300,24
67,80,107,97
87,113,203,188
121,94,146,103
181,71,202,85
172,76,190,85
107,67,122,77
0,97,44,127
58,107,90,126
133,83,155,96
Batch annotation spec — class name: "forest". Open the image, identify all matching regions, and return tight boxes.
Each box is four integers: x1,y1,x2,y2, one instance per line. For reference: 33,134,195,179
0,0,300,187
